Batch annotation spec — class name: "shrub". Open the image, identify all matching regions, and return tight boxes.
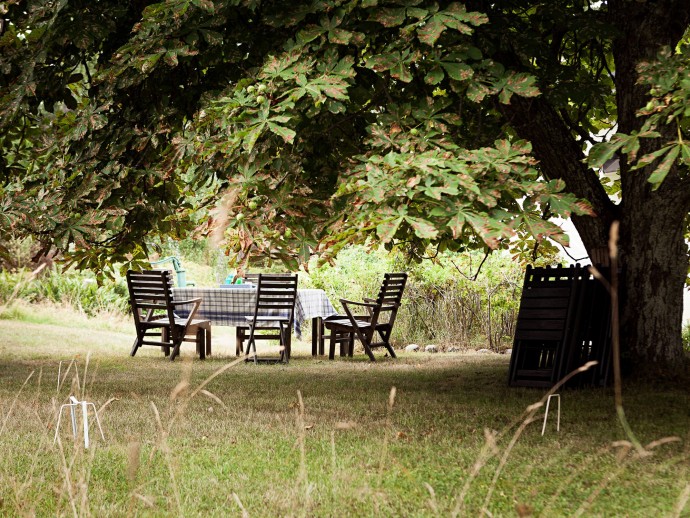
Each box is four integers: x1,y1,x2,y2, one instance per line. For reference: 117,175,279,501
0,266,129,317
309,245,523,351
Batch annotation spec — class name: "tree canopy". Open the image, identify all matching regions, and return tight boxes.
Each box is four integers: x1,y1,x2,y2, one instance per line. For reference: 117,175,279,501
1,0,689,371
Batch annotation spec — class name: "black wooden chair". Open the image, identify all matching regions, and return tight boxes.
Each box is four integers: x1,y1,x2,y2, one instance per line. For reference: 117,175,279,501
126,270,211,361
243,273,298,364
508,264,615,388
322,272,407,361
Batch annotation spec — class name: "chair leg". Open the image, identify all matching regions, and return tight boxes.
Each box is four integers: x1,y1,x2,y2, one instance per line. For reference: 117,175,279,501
348,333,355,357
170,341,182,361
283,325,292,363
169,326,184,361
354,328,376,361
339,334,347,357
329,330,336,360
320,322,326,356
384,343,397,358
130,337,141,356
205,325,212,357
379,330,397,358
196,328,206,360
312,318,320,356
245,324,258,364
161,328,171,357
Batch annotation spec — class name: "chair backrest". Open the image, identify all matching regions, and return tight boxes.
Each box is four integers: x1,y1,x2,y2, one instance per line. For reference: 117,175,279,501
251,273,299,323
368,272,407,329
375,272,407,307
126,270,180,341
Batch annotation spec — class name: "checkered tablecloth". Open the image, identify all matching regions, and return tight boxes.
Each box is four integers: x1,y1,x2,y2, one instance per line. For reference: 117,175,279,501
172,287,337,337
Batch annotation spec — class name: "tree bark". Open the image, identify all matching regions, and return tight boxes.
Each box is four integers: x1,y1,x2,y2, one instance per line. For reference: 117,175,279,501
609,0,690,371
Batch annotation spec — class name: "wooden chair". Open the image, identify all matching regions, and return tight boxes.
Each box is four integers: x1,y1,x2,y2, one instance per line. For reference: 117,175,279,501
243,273,298,364
126,270,211,361
323,272,407,361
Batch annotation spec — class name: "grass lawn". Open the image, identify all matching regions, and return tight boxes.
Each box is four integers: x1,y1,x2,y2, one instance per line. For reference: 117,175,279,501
0,306,689,517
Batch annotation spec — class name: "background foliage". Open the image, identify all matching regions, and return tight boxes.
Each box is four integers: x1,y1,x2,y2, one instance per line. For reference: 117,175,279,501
0,237,530,350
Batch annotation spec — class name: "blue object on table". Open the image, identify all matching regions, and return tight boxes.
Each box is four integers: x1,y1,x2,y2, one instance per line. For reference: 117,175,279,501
218,284,256,289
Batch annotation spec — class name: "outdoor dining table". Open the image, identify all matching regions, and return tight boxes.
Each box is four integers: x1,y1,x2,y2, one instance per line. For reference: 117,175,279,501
172,286,338,355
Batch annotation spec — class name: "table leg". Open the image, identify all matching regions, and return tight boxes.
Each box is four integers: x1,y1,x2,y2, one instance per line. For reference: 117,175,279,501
312,317,326,356
235,326,244,356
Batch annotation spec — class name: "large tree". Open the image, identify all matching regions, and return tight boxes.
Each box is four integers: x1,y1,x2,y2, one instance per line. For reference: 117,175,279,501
1,0,689,372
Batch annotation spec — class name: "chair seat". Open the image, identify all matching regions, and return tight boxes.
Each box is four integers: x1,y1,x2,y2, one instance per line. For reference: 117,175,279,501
324,318,376,330
146,317,210,328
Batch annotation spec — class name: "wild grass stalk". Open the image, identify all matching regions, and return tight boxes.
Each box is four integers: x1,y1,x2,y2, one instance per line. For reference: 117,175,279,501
378,386,397,477
296,390,311,516
149,400,183,517
672,484,690,518
231,492,250,517
480,361,599,514
1,370,35,436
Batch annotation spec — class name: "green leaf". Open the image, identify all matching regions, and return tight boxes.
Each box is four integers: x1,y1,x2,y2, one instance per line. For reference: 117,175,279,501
407,216,439,239
329,29,352,45
466,81,491,103
369,8,407,28
377,216,404,243
297,26,326,44
267,122,296,143
418,19,445,46
647,144,680,188
587,137,627,169
425,67,445,85
442,62,474,81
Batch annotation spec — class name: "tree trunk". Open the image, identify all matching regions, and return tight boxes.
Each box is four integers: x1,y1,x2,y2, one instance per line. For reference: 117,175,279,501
610,0,690,372
619,191,688,371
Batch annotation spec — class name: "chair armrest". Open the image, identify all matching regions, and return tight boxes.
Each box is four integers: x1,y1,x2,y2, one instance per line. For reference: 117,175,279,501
339,299,378,308
172,297,202,324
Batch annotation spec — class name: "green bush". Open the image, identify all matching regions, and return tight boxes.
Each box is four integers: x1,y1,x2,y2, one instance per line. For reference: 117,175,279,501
0,266,129,317
683,321,690,352
309,245,523,351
